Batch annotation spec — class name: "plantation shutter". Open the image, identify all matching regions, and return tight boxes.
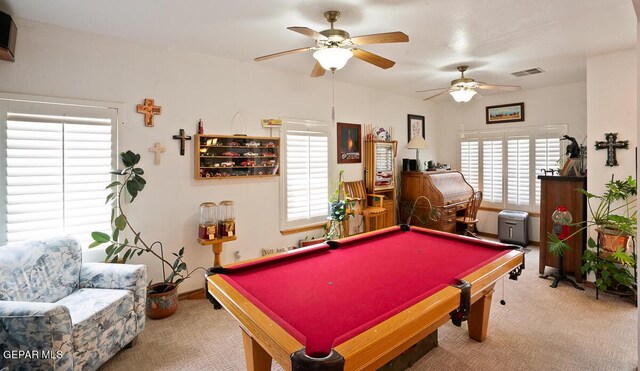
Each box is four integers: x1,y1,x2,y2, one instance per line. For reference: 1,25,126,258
535,139,562,202
282,121,329,229
460,137,479,191
507,136,530,206
3,101,117,246
482,139,503,203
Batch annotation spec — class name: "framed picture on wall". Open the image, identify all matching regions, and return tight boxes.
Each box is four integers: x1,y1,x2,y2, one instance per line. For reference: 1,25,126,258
407,114,425,142
337,122,361,164
486,102,525,124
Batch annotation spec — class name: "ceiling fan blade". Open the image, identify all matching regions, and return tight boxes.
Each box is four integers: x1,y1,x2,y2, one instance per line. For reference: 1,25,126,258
287,26,328,40
477,84,521,91
352,49,395,69
311,62,326,77
423,90,449,101
416,87,449,93
254,47,313,62
350,32,409,45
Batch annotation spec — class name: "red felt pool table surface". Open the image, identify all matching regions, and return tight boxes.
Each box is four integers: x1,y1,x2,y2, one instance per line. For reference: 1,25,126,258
216,226,514,356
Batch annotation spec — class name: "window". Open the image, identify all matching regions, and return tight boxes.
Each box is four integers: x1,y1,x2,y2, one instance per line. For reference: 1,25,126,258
0,96,119,246
482,139,503,203
460,137,479,190
280,120,330,230
459,125,567,211
507,136,529,206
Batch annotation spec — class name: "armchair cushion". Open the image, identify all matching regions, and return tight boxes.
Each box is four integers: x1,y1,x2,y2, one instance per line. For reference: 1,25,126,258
0,301,74,370
0,236,82,303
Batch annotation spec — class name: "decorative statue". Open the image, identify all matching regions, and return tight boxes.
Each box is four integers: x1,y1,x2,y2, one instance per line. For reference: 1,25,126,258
561,135,581,158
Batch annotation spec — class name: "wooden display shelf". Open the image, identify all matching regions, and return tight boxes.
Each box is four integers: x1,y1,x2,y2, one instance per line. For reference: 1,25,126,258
196,134,280,180
198,235,238,267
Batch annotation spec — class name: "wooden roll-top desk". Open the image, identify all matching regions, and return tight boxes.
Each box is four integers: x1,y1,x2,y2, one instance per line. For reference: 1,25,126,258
399,171,474,233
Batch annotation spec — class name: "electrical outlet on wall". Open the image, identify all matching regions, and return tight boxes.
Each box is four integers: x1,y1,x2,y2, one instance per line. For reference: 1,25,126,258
234,251,241,262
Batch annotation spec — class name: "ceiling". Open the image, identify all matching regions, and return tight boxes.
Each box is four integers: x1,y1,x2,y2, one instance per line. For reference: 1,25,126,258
1,0,636,99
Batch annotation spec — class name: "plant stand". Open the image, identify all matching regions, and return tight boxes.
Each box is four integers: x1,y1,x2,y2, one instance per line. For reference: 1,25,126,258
198,235,238,309
540,254,584,290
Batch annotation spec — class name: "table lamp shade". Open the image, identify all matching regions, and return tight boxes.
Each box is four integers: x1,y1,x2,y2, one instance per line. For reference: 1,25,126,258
406,135,427,170
406,135,428,149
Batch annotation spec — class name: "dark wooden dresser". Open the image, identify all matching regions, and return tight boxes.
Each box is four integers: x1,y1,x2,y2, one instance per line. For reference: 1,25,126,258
538,175,587,282
399,171,473,233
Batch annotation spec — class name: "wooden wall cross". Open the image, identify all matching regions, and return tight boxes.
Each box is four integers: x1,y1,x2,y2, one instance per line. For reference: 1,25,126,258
594,132,628,167
137,98,162,127
172,129,192,156
149,142,166,164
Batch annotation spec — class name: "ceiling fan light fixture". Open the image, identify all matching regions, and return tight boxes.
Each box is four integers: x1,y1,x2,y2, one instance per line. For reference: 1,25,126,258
313,47,353,71
449,88,477,103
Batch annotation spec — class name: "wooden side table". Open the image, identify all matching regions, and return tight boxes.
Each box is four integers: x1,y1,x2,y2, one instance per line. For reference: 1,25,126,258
197,235,237,267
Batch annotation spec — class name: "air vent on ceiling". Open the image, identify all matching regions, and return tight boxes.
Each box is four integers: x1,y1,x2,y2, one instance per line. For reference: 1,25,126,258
511,67,545,77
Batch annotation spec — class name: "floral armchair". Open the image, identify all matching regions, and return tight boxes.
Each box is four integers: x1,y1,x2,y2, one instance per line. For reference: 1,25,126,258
0,236,147,370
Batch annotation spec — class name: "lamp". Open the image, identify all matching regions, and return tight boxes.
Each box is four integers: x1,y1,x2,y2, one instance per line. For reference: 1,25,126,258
313,47,353,71
406,135,428,171
449,87,477,103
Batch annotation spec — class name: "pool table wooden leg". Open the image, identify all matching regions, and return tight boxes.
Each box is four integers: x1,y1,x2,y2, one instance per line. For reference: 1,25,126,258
468,289,494,342
241,328,272,371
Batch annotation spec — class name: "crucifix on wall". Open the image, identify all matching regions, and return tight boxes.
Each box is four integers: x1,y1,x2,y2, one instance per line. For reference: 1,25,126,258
136,98,162,127
594,132,628,167
172,129,192,156
148,142,166,164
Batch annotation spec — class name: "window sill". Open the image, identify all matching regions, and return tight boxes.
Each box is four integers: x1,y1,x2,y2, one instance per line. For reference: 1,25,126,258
478,206,540,217
280,222,326,235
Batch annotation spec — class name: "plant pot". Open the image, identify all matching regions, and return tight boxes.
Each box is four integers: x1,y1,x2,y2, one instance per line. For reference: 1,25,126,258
596,227,630,253
146,283,178,319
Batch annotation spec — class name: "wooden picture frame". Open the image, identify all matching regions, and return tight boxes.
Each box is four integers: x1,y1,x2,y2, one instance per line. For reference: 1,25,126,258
486,102,525,124
337,122,362,164
407,114,425,142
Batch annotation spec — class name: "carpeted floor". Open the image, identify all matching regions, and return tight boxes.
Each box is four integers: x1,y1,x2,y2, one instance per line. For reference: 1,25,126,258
101,246,637,371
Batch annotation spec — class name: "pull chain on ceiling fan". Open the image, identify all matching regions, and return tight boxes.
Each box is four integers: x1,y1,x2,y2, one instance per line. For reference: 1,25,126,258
417,65,521,102
254,10,409,77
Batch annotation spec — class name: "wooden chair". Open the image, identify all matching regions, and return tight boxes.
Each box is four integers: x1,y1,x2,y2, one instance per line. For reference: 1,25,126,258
342,180,387,236
456,191,483,238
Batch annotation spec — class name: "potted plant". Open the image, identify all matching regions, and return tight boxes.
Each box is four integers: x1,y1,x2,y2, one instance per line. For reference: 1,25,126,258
90,150,204,319
325,170,353,240
548,175,637,297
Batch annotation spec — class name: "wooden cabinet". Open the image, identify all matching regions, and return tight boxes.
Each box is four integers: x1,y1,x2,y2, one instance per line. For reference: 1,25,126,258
364,140,397,228
399,171,473,233
538,175,587,282
195,135,280,179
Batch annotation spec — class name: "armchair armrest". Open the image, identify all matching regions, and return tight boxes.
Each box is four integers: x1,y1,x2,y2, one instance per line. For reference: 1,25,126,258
79,263,147,333
366,193,386,208
0,301,74,370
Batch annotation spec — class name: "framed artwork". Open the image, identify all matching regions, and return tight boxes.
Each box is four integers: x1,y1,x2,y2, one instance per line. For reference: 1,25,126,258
407,114,425,142
486,102,525,124
337,122,361,163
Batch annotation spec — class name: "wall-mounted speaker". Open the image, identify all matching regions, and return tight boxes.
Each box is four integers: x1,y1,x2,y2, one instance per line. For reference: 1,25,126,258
0,10,16,62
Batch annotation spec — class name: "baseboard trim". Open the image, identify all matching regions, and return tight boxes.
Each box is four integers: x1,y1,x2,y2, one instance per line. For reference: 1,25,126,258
178,288,205,300
478,232,539,246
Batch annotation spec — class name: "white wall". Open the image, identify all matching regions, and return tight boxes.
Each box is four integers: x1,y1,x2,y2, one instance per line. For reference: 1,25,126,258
587,49,637,196
433,82,588,242
0,18,435,292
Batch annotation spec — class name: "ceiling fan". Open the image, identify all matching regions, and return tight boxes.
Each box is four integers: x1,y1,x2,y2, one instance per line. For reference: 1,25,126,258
417,65,521,102
254,10,409,77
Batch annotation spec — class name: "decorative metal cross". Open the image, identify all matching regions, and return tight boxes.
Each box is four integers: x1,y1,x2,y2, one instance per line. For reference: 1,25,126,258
594,132,628,167
172,129,192,156
136,98,162,127
148,142,166,165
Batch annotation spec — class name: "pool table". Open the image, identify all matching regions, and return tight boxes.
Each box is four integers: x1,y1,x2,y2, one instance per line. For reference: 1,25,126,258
206,225,524,371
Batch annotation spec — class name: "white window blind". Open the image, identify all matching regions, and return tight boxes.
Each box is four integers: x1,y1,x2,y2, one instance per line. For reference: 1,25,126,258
507,137,530,206
4,103,116,246
534,137,561,204
281,121,329,229
482,139,503,203
460,138,479,191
